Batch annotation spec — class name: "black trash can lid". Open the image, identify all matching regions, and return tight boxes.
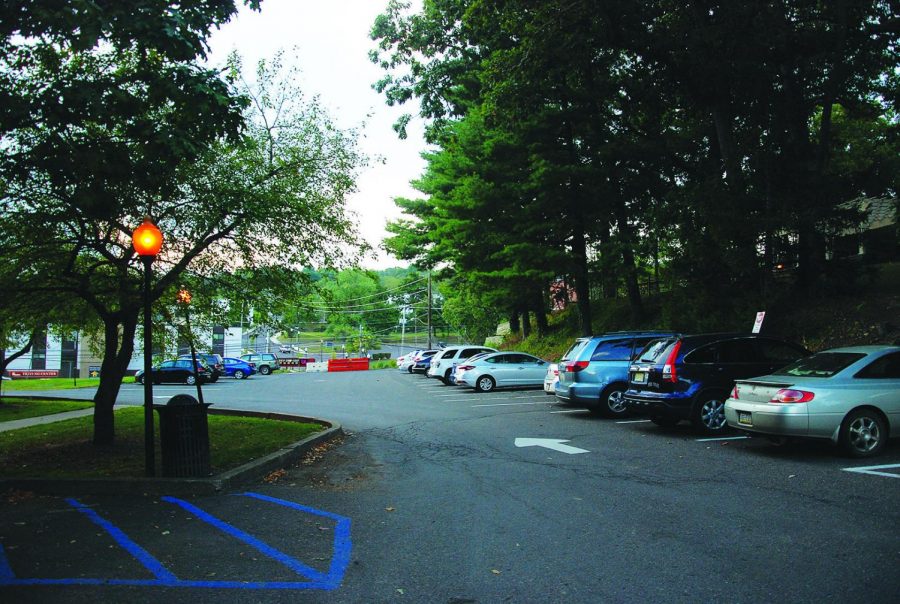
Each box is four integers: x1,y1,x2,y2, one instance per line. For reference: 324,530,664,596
166,394,200,406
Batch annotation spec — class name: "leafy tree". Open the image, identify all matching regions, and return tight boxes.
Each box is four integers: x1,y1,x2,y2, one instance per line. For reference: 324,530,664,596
1,47,365,445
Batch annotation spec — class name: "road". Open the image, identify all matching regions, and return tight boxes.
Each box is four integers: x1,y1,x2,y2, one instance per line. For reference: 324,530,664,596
2,370,899,603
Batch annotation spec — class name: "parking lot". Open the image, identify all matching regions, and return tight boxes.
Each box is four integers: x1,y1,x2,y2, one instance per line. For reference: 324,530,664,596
2,369,898,603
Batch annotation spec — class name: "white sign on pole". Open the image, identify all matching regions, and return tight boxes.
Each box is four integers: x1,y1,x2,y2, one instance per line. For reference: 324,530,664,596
752,311,766,334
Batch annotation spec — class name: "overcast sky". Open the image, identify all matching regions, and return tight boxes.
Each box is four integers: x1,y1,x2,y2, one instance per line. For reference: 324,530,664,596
206,0,427,269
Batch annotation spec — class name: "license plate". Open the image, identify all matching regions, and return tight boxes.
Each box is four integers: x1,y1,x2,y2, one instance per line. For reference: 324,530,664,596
738,411,752,426
632,372,647,384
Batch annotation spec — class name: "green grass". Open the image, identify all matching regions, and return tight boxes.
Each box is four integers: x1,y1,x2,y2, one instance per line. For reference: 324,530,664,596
0,377,107,391
0,406,322,478
0,397,94,422
369,360,397,370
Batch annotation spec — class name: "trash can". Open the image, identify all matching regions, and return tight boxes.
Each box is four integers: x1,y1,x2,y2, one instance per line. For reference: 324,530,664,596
153,394,212,477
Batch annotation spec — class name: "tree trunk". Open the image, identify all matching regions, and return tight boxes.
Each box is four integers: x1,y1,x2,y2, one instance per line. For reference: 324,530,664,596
614,206,644,322
534,288,548,337
0,328,40,399
509,310,520,335
92,313,138,445
521,307,532,339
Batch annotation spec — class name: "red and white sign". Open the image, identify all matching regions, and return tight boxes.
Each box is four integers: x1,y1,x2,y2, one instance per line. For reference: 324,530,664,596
752,311,766,334
7,370,60,378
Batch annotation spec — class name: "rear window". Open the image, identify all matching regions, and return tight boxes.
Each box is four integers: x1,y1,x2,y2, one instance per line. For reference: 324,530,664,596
772,352,865,378
589,338,633,362
561,339,589,362
636,338,676,363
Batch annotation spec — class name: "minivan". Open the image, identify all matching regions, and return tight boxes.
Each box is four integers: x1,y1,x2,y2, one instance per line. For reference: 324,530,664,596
555,331,676,417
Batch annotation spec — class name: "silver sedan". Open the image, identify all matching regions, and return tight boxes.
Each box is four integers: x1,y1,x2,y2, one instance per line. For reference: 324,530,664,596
724,345,900,457
455,352,549,393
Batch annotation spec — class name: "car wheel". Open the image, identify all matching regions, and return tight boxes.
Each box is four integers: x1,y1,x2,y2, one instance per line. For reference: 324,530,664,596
475,375,496,393
407,364,414,374
594,385,628,418
186,375,197,385
691,392,728,434
650,416,679,427
840,409,887,458
259,365,271,375
210,375,219,383
441,369,453,385
233,369,245,380
135,375,144,385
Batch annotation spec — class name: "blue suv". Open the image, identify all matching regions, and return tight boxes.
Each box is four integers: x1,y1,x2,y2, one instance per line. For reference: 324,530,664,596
554,331,676,417
624,333,810,434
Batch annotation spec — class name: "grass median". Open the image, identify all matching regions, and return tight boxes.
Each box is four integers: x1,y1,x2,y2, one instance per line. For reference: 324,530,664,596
0,397,94,421
0,404,323,479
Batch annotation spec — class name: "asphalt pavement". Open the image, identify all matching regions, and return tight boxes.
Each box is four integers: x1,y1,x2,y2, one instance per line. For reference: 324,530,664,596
1,370,898,603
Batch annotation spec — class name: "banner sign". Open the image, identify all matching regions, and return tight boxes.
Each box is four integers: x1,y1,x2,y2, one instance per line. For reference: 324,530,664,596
8,370,60,378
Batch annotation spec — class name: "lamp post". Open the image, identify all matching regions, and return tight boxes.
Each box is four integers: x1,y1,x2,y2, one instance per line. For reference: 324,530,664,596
176,286,205,406
132,216,163,477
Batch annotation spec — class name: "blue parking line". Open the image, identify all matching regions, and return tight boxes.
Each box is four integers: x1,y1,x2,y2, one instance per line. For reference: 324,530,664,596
0,545,15,581
161,496,328,584
238,491,352,586
0,495,351,590
66,498,178,582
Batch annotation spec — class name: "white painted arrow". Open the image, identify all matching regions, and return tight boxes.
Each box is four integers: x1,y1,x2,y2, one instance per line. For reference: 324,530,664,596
514,438,589,455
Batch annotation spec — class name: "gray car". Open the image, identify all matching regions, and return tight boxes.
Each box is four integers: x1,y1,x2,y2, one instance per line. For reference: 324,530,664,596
724,345,900,457
455,352,548,392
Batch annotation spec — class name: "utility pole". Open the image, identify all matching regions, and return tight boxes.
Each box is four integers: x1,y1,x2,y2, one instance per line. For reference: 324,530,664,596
427,272,432,349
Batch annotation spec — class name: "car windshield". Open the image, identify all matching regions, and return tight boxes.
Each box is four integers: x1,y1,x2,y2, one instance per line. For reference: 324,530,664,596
636,338,676,363
772,352,866,378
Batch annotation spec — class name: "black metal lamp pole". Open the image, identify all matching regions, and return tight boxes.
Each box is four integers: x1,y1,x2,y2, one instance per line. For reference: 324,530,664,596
177,287,204,405
133,216,163,478
141,255,155,476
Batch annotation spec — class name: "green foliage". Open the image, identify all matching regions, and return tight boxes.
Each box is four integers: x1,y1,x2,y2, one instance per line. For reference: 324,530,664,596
372,0,899,338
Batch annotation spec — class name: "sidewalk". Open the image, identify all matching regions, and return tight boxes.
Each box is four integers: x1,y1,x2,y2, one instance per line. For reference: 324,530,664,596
0,408,95,432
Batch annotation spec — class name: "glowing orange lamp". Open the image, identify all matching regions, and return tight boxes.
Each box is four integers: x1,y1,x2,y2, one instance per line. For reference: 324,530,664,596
132,216,163,257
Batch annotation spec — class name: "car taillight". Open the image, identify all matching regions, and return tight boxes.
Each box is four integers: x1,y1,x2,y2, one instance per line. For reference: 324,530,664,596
731,385,739,399
662,341,682,382
552,368,559,376
565,361,590,373
458,365,475,371
770,389,814,404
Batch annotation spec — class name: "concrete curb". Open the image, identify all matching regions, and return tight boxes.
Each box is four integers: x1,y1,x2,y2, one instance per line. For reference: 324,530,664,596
0,408,343,496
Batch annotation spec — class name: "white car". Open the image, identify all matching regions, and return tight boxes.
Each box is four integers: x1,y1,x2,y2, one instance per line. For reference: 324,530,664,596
543,362,559,395
398,350,421,373
428,345,497,384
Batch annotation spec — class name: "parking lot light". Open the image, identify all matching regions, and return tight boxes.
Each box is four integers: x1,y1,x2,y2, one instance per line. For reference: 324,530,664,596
132,216,163,477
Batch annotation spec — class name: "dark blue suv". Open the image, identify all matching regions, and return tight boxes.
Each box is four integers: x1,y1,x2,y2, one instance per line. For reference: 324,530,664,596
624,333,809,434
554,331,676,417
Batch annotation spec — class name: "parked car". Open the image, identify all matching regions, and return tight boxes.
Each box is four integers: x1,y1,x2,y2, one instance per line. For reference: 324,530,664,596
177,353,224,382
134,358,211,385
239,353,281,375
222,357,257,380
724,345,900,457
428,345,498,384
555,331,677,417
398,350,422,373
455,352,548,392
625,333,810,434
412,350,441,374
543,363,559,395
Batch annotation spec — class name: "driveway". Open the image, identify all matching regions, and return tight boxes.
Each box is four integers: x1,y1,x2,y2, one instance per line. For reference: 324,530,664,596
2,370,899,603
